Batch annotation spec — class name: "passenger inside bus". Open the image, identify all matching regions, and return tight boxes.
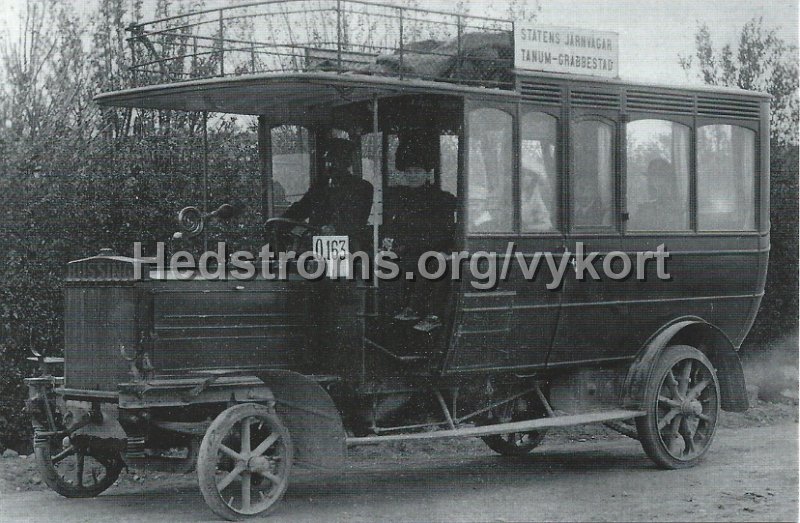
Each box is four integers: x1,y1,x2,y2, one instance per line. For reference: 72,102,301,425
573,179,607,225
383,131,456,332
634,157,684,230
521,168,554,231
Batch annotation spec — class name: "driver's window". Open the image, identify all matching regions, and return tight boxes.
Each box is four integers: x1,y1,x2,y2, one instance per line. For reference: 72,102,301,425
440,134,459,197
467,107,514,233
271,125,310,216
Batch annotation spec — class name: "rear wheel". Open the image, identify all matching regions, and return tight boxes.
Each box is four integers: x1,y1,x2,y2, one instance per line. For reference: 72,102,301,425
197,404,293,520
481,391,548,456
34,432,123,498
636,345,720,469
482,430,546,456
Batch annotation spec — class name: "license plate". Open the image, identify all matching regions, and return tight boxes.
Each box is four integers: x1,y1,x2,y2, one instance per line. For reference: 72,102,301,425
312,235,350,278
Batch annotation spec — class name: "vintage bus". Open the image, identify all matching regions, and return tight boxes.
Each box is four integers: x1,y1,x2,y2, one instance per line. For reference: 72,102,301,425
25,1,768,519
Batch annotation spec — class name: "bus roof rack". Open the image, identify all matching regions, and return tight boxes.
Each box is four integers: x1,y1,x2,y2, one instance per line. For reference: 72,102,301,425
125,0,515,90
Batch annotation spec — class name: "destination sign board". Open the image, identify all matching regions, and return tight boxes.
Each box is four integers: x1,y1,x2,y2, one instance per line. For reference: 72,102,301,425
514,24,619,78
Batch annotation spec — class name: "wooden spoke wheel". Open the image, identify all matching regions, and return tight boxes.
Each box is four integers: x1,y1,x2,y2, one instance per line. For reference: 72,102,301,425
197,404,293,520
34,433,123,498
636,345,720,469
481,391,548,456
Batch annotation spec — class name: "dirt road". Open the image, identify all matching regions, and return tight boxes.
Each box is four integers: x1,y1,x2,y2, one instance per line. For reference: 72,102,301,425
1,423,796,522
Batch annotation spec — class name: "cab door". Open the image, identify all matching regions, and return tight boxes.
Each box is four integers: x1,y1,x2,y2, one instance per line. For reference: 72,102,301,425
444,100,563,373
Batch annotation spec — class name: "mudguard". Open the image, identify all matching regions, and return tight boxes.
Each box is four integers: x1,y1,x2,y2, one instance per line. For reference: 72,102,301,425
256,370,346,471
623,319,749,413
71,404,127,442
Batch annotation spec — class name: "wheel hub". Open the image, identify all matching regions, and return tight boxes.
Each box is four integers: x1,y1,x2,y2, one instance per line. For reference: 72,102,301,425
246,455,272,475
680,399,702,417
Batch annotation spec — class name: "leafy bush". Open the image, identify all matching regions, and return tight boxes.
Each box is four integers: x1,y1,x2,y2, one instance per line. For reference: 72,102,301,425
0,131,266,451
743,146,800,352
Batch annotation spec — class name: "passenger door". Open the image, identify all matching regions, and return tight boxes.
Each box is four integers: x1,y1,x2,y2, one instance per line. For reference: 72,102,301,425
445,101,563,372
548,113,625,367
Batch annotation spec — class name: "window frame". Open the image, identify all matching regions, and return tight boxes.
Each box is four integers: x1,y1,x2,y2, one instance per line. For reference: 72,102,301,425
694,117,761,234
464,100,517,236
567,112,620,234
518,104,563,236
623,114,694,235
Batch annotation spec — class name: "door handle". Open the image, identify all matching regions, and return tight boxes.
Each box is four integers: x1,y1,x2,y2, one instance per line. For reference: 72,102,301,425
562,249,575,270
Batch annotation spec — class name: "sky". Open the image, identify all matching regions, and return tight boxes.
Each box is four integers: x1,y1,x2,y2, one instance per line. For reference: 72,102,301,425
447,0,799,84
534,0,799,84
0,0,797,86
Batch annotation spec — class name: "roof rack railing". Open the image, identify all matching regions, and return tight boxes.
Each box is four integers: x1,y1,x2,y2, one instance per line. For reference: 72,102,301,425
125,0,515,89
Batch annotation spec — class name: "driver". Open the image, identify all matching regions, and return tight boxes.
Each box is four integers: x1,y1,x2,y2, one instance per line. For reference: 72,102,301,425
282,138,374,248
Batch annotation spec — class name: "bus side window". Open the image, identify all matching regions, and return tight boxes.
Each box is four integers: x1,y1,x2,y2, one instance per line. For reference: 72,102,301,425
271,125,311,216
571,119,614,229
626,120,690,231
440,134,459,198
520,112,559,232
697,125,756,231
467,107,514,233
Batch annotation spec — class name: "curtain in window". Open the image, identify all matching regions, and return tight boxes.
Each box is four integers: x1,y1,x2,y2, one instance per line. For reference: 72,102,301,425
521,112,559,232
672,122,690,205
467,107,514,233
597,124,612,211
571,120,614,228
697,125,755,231
732,126,755,230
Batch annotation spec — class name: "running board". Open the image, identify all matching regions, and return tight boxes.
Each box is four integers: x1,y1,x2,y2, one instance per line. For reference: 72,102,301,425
346,409,645,446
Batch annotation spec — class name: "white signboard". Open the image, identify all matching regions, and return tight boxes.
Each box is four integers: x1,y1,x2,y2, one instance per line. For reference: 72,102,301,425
514,24,619,78
313,235,350,278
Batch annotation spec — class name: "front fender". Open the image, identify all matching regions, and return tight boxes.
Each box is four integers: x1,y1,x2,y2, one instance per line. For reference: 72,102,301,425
255,370,346,471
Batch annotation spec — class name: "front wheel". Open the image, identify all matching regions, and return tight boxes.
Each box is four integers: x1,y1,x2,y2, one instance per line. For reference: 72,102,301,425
34,432,123,498
636,345,720,469
197,403,293,521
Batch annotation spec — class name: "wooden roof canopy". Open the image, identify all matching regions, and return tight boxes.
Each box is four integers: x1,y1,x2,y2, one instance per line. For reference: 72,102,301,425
94,0,768,121
92,72,508,123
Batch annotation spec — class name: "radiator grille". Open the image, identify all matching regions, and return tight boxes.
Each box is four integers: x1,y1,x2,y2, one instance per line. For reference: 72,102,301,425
64,287,137,391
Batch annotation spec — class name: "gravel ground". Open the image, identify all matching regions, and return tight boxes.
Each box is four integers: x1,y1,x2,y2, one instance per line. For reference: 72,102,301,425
1,398,796,495
0,420,796,523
